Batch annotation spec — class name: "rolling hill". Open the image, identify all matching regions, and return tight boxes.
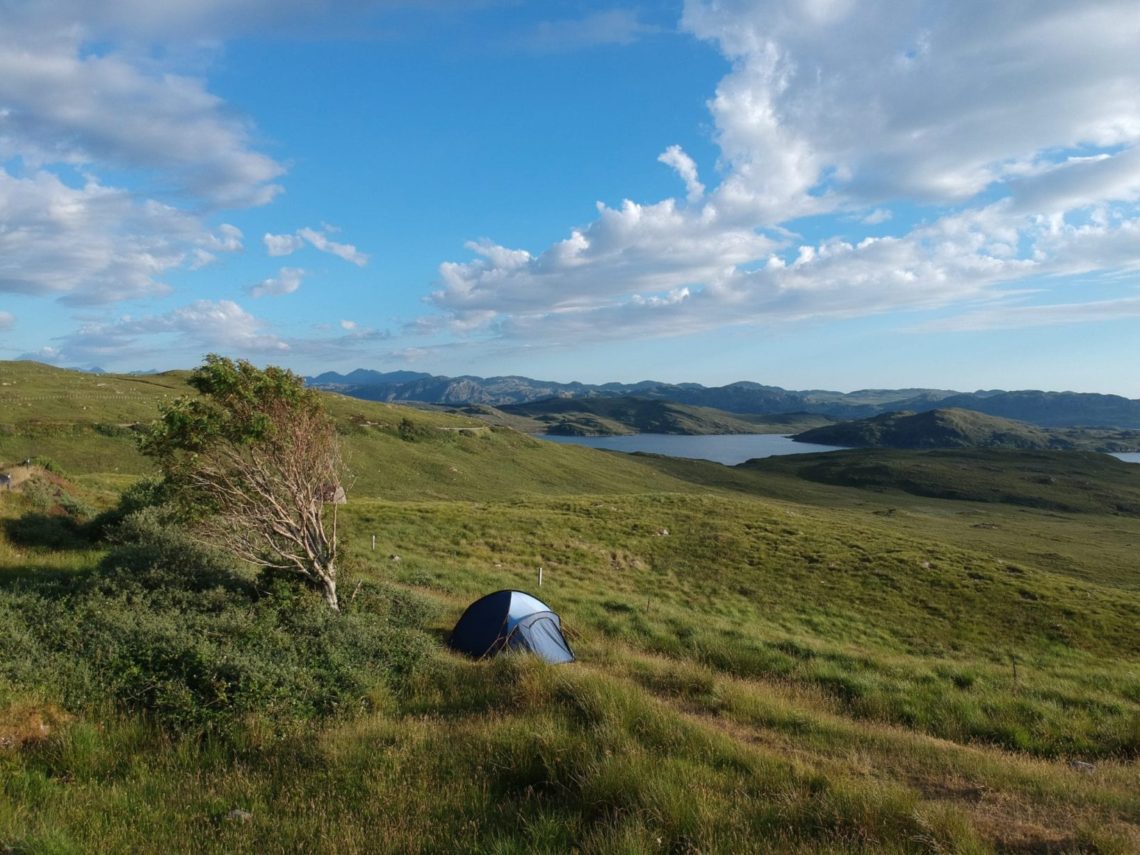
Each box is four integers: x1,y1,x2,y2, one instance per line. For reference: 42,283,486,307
793,408,1140,452
307,368,1140,428
494,396,832,436
3,360,1140,852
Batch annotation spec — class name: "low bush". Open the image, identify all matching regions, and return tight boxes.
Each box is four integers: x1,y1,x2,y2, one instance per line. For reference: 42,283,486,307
0,508,435,738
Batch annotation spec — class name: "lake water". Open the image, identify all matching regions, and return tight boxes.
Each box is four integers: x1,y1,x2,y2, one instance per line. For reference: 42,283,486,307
541,433,1140,467
540,433,846,465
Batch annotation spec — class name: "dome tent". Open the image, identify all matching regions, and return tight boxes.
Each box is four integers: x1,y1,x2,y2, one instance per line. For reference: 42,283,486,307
448,590,575,664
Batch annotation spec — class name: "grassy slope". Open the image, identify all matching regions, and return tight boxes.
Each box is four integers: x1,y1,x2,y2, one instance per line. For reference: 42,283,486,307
795,407,1140,453
795,408,1060,450
497,395,798,436
2,361,1140,852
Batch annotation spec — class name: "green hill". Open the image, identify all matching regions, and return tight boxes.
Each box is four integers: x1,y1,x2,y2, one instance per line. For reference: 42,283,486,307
3,361,1140,852
740,446,1140,515
0,362,693,500
794,407,1140,452
496,395,831,436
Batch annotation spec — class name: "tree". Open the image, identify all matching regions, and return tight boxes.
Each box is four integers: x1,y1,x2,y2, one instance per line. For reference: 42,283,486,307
141,355,345,610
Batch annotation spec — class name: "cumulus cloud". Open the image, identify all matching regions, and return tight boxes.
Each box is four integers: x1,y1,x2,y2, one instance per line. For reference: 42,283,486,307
0,170,244,304
0,32,283,208
41,295,398,367
658,145,705,204
263,227,369,266
48,300,288,365
0,312,13,331
0,2,280,309
17,346,63,364
430,197,772,328
250,267,306,298
264,233,306,257
420,1,1140,347
682,0,1140,216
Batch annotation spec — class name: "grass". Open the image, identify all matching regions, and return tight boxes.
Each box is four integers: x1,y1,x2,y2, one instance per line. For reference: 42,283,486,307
1,360,1140,852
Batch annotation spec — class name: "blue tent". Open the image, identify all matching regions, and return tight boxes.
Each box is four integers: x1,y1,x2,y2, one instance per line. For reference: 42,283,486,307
448,590,575,664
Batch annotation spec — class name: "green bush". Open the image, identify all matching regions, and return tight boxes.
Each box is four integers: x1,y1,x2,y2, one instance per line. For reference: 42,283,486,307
0,509,434,737
85,478,168,542
3,512,89,550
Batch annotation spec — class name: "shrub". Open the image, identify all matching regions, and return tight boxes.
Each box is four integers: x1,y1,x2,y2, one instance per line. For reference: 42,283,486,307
85,478,168,542
0,508,433,738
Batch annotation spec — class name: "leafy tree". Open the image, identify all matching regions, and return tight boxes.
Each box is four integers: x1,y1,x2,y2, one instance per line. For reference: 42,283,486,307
141,355,345,610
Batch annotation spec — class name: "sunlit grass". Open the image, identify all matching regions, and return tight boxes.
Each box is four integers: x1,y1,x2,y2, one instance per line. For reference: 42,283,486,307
2,360,1140,851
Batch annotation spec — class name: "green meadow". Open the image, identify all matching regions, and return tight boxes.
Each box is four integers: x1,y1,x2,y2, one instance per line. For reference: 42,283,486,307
2,362,1139,853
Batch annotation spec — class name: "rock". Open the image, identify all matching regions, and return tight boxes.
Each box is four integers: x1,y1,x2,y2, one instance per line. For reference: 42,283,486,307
1068,760,1096,774
656,528,669,537
389,554,401,562
226,809,253,823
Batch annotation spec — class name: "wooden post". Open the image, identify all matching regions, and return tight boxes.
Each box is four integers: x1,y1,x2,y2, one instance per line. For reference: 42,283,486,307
538,566,543,587
371,534,376,551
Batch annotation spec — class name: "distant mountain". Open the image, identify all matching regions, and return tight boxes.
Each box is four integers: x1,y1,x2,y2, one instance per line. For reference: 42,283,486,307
927,390,1140,428
309,369,432,387
306,370,1140,429
794,408,1140,453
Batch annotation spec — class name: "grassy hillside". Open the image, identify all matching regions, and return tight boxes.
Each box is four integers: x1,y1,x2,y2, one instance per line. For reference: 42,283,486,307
0,363,692,500
2,361,1140,852
742,447,1140,515
795,407,1140,452
497,395,807,436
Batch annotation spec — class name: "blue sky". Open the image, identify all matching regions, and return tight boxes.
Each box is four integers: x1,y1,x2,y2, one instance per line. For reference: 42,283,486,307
3,1,1140,396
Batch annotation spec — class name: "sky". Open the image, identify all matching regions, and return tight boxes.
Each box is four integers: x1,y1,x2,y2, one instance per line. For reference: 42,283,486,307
2,0,1140,396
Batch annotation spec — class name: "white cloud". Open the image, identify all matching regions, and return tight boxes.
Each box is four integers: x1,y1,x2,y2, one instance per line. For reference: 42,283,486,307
419,1,1140,346
340,319,357,330
49,299,288,364
17,346,63,364
0,170,244,304
265,233,306,257
0,312,13,331
250,267,306,298
658,145,705,204
430,198,771,328
0,2,277,309
0,32,283,208
682,0,1140,215
298,227,369,266
263,227,369,266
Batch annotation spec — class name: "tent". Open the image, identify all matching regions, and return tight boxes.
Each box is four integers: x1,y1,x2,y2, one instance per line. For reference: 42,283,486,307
448,590,575,663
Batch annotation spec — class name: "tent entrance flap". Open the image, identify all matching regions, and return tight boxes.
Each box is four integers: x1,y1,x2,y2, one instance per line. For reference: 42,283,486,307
509,614,574,664
448,590,575,664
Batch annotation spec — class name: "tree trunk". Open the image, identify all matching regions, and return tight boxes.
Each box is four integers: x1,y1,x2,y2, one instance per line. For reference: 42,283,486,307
320,571,339,612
